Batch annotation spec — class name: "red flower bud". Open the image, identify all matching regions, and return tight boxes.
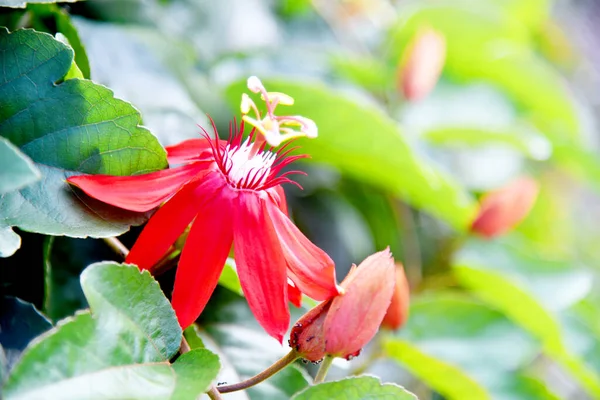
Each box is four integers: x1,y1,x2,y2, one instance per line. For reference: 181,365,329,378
289,249,396,361
471,177,539,238
381,264,410,330
398,27,446,101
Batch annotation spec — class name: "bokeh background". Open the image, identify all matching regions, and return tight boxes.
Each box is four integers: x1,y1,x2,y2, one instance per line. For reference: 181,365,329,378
4,0,600,399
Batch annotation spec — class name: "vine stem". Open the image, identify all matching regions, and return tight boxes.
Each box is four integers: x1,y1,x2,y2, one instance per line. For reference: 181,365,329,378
207,387,224,400
314,356,334,384
103,237,129,259
217,350,299,393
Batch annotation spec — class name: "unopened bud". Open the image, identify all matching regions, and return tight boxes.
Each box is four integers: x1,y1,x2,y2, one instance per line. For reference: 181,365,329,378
471,177,539,238
381,264,410,330
398,27,446,101
289,249,396,361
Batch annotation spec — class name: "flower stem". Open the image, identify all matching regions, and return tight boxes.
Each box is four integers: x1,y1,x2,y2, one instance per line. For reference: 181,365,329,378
314,356,334,384
103,237,129,259
207,387,224,400
217,350,299,393
180,336,191,354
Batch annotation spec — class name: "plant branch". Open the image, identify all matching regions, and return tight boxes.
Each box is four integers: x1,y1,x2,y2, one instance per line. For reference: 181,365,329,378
207,387,224,400
103,237,129,259
314,355,334,383
217,350,299,393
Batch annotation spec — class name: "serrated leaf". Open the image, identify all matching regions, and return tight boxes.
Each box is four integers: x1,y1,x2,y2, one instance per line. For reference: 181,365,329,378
80,262,182,360
4,262,184,399
0,0,80,8
4,312,176,400
0,296,52,371
0,137,40,195
171,349,220,400
292,376,417,400
0,28,167,241
225,79,476,230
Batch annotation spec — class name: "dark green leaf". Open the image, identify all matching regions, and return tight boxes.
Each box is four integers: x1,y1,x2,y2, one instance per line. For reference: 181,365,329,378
0,296,52,371
292,376,417,400
4,262,185,399
226,79,476,230
0,28,167,241
0,137,40,195
171,349,220,400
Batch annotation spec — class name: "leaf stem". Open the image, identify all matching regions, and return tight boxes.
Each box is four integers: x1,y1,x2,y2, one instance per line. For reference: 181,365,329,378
180,336,191,353
314,355,334,384
103,237,129,259
207,387,224,400
217,350,299,393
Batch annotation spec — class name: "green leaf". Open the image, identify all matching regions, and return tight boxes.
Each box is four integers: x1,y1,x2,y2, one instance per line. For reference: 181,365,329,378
0,28,167,241
0,137,40,195
199,289,310,400
387,293,540,399
0,0,81,8
386,339,490,400
80,262,182,360
27,4,91,79
0,225,22,258
4,262,184,399
292,376,417,400
225,79,476,230
4,312,176,400
171,349,220,400
453,239,600,397
0,296,52,371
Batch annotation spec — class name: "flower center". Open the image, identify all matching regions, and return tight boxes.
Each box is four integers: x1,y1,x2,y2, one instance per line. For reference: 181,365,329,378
223,139,276,188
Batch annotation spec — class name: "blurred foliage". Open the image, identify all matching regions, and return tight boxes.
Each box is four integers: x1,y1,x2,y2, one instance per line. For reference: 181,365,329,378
3,0,600,398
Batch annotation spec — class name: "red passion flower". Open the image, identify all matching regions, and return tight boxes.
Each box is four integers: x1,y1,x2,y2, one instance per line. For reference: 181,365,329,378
67,77,341,342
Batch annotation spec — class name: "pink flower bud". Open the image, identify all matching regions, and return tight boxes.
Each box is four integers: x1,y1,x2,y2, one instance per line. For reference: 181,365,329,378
381,264,410,330
289,249,396,361
471,177,539,238
398,27,446,101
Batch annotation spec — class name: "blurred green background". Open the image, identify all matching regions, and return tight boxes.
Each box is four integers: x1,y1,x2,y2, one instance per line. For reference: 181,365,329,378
3,0,600,398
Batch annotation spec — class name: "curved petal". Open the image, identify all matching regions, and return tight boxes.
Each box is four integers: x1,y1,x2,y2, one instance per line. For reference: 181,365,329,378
267,185,288,215
265,200,340,301
126,171,226,270
166,138,225,165
233,192,289,343
171,190,235,329
67,163,209,212
324,249,396,358
287,279,302,308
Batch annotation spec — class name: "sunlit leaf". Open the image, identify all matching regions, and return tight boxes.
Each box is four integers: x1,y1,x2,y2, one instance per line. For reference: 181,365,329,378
0,28,167,243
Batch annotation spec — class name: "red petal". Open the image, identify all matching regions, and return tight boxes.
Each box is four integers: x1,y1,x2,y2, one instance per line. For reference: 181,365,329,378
67,163,208,212
288,280,302,308
126,171,225,270
233,192,290,343
324,249,396,358
166,138,224,165
265,201,339,301
171,190,235,329
267,185,288,215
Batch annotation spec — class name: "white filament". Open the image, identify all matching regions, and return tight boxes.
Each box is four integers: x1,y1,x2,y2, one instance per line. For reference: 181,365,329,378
224,139,276,186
